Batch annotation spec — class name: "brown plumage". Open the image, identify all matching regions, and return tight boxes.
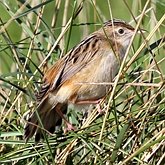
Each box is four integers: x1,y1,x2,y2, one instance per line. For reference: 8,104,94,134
24,19,135,142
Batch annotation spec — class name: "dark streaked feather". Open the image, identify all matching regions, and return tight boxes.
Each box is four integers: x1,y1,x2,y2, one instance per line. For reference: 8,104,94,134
36,82,50,102
104,19,134,31
46,34,101,92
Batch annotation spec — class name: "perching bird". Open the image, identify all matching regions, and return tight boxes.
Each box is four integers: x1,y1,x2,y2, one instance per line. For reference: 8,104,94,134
24,19,135,142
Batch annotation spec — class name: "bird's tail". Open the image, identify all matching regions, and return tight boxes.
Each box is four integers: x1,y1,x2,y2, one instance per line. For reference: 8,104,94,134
24,97,67,142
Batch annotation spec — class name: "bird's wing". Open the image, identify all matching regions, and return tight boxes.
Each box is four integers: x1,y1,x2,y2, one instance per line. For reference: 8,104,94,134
36,33,103,101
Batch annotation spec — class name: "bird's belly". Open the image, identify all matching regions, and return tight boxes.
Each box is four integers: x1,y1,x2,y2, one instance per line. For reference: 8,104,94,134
73,53,118,103
57,52,119,105
76,83,110,102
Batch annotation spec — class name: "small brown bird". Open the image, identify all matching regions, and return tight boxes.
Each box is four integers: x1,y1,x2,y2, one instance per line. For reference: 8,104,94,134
24,19,135,142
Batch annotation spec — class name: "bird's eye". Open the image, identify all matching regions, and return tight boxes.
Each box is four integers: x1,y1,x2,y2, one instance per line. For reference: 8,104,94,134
117,28,125,35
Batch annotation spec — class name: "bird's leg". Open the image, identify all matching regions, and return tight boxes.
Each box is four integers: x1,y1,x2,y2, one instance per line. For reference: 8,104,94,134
56,108,75,132
96,102,104,114
75,99,105,114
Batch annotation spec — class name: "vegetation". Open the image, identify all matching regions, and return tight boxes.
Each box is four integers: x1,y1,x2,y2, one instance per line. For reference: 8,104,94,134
0,0,165,164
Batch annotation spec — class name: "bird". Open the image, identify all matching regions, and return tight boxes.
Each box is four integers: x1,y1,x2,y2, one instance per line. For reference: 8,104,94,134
24,19,135,142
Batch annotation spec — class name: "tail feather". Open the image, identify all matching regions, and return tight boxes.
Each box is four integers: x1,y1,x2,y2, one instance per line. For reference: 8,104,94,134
34,109,62,142
24,97,67,142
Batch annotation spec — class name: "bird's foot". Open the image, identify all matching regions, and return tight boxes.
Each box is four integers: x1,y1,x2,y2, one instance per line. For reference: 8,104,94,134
96,103,105,114
64,122,75,134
